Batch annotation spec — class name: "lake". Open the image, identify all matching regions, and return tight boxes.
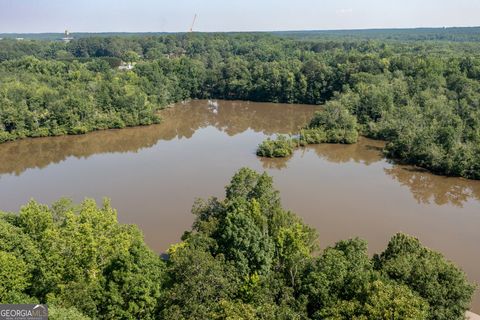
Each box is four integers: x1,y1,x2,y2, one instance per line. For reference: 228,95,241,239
1,99,480,311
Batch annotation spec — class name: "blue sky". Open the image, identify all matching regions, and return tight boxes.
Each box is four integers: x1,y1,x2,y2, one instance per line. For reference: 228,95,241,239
0,0,479,33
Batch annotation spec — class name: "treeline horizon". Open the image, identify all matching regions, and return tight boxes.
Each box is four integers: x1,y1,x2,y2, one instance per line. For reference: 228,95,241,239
2,26,480,42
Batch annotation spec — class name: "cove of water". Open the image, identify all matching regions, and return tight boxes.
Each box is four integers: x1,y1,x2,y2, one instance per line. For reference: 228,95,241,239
1,100,479,311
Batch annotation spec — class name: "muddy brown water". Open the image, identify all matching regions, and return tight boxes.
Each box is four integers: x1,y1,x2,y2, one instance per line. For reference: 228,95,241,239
1,100,480,311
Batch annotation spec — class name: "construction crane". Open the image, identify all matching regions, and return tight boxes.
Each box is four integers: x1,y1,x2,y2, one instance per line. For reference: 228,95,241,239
189,14,197,32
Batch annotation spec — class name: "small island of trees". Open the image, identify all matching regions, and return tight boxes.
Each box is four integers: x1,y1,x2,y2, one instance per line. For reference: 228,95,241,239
257,101,359,157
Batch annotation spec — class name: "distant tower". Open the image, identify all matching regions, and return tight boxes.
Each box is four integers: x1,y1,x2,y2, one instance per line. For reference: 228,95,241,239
62,29,73,43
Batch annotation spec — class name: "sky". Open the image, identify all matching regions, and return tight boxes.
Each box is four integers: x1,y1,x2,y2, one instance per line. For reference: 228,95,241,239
0,0,479,33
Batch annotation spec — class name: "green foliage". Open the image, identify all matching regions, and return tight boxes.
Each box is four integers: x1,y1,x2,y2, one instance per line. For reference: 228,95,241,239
218,198,275,276
1,34,480,178
298,128,327,145
308,102,359,144
48,305,91,320
276,222,315,287
361,280,429,320
0,251,30,303
256,135,295,158
168,168,317,318
0,169,476,319
0,57,162,142
302,238,375,316
191,167,316,280
122,50,140,63
161,245,239,320
374,233,476,320
258,102,358,158
171,168,473,319
0,199,165,320
302,238,429,320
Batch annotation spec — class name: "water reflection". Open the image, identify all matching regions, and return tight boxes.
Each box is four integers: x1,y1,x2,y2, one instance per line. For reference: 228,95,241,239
2,99,480,311
2,99,480,208
0,100,318,177
161,100,317,138
259,137,480,207
311,139,385,165
385,166,480,207
259,156,292,170
260,138,385,170
0,127,163,176
311,139,480,207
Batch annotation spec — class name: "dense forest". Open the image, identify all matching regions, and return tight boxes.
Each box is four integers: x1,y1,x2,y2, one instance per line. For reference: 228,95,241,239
277,27,480,42
0,168,475,320
1,32,480,179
